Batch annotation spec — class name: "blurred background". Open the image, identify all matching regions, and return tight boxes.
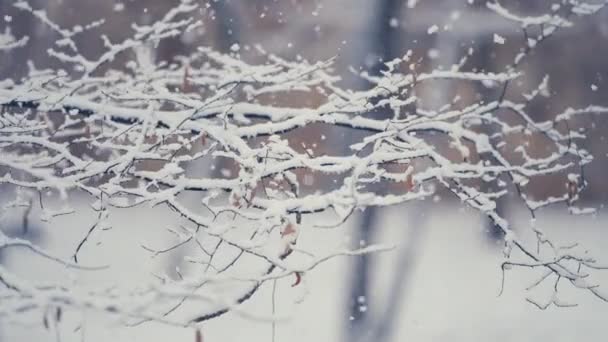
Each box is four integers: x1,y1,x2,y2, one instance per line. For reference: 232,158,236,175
1,0,608,341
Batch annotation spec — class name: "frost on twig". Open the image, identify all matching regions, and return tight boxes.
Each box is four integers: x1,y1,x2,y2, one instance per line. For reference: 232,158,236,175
0,0,607,330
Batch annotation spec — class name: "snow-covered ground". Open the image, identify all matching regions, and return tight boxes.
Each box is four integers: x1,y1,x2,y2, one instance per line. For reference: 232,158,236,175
2,198,608,342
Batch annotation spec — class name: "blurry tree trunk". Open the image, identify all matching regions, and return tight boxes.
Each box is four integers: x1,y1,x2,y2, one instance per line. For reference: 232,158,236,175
345,1,403,341
162,0,241,279
475,38,508,242
210,0,240,52
370,203,426,342
207,0,241,181
346,207,375,335
0,0,39,79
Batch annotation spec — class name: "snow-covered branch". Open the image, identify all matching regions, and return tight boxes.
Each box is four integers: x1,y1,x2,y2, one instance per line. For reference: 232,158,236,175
1,0,607,331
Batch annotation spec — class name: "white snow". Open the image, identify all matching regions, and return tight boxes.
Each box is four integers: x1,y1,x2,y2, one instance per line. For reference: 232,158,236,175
493,33,506,45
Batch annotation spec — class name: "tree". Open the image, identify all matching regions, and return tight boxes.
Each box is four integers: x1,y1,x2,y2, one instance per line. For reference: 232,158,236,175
1,0,608,340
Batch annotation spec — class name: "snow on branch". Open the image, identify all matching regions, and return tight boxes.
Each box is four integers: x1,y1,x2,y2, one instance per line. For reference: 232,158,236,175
0,0,607,330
